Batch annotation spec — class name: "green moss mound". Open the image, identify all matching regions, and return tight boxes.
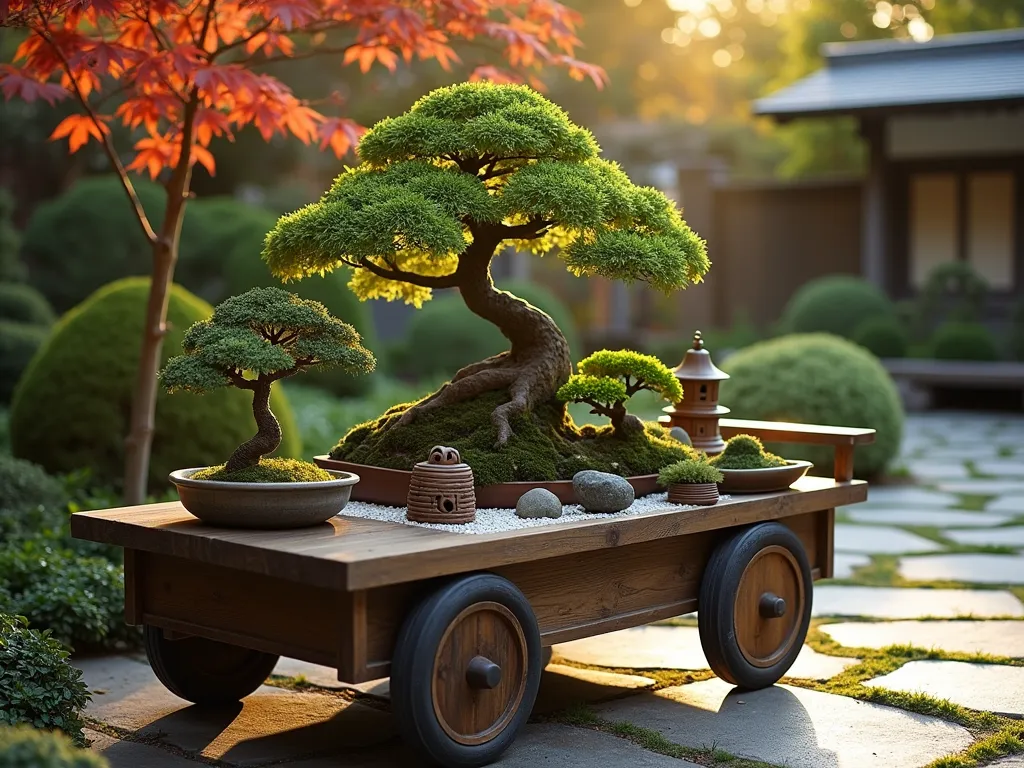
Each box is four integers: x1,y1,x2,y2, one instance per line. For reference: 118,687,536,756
10,278,300,492
0,322,47,404
780,276,895,339
0,284,55,327
852,315,908,359
929,321,1002,362
391,280,579,381
0,724,109,768
658,458,722,485
720,334,904,478
330,390,691,485
710,434,787,469
193,458,333,483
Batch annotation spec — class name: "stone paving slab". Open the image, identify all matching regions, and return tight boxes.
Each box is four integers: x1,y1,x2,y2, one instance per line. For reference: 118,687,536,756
905,460,969,480
834,524,942,554
975,460,1024,478
863,487,959,508
555,626,858,680
988,757,1024,768
273,658,389,698
812,586,1024,618
594,678,973,768
938,480,1024,495
843,508,1012,527
833,553,871,579
533,664,656,715
988,495,1024,514
77,656,395,766
500,723,699,767
821,620,1024,658
865,660,1024,717
86,729,198,768
945,526,1024,548
899,553,1024,584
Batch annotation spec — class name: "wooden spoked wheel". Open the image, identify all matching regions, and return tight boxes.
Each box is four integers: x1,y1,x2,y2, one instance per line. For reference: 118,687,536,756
391,574,541,768
143,626,279,705
698,522,812,690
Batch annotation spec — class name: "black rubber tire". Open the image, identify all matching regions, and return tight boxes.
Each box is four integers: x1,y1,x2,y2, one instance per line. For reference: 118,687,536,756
144,626,280,705
698,522,812,690
390,573,542,768
541,646,553,669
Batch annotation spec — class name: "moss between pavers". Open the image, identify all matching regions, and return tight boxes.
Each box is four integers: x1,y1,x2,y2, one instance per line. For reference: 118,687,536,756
926,724,1024,768
329,390,691,485
824,553,1024,590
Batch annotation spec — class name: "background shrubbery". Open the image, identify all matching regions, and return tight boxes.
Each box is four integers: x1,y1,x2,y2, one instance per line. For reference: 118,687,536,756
779,276,896,339
0,725,108,768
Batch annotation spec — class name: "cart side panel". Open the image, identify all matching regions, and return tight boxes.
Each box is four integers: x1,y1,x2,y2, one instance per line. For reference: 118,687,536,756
134,551,344,668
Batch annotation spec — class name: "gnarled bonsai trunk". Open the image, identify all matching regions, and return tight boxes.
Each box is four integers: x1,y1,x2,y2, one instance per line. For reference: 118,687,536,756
398,244,572,446
225,380,282,473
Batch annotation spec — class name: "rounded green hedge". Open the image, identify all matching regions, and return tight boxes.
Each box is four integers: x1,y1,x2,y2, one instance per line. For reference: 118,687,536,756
0,724,108,768
929,321,1002,362
391,280,579,381
780,276,895,339
0,456,67,541
224,250,378,397
720,333,904,478
0,322,48,404
852,315,908,359
0,284,55,326
10,278,300,491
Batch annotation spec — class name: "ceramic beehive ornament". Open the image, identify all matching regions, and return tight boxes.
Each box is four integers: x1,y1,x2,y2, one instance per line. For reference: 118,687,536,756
406,446,476,524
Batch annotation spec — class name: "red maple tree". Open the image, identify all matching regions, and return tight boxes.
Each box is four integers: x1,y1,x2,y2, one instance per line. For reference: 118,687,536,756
0,0,605,503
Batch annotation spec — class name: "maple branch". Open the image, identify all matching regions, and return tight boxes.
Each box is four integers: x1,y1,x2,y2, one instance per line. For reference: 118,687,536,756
357,257,460,289
211,18,274,59
138,1,172,51
34,14,158,245
256,42,359,66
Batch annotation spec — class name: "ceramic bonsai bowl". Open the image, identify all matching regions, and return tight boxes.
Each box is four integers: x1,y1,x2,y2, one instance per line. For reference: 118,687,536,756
717,460,813,494
169,468,360,529
667,482,720,506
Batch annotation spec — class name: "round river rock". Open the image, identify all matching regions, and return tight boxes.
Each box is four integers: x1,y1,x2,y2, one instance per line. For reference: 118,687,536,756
670,426,692,447
573,470,635,513
515,488,563,519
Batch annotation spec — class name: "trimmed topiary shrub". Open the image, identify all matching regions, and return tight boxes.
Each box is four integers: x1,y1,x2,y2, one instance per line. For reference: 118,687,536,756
710,434,787,469
0,456,67,541
658,457,722,485
10,278,300,491
929,321,1002,362
720,334,904,477
0,322,47,404
779,276,896,339
0,541,133,652
0,724,108,768
0,615,91,744
0,284,56,326
392,280,580,382
852,315,908,359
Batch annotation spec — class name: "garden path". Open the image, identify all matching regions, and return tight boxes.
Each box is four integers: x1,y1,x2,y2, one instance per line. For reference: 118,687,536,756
82,411,1024,768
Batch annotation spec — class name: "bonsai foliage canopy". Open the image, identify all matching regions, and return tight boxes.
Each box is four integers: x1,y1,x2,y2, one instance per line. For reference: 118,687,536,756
558,349,683,435
161,287,374,473
264,82,709,445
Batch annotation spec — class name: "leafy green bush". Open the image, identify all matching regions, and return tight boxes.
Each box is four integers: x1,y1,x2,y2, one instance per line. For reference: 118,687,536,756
710,434,787,469
0,725,108,768
10,278,300,491
0,284,55,327
779,276,895,339
0,615,91,745
658,458,723,485
391,280,579,381
852,315,908,359
0,322,47,404
0,541,132,652
0,188,26,284
0,456,67,541
916,262,988,329
720,334,904,477
929,321,1002,362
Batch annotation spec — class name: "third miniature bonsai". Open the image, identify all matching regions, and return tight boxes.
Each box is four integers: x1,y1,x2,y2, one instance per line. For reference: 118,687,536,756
263,82,709,486
160,287,375,527
658,455,723,506
710,434,812,494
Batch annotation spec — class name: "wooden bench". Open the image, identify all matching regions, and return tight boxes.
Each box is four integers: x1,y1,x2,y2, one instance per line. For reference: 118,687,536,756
882,359,1024,410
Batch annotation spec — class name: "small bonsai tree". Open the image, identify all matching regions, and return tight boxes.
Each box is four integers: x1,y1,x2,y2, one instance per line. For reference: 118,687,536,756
557,350,683,435
658,456,723,486
160,288,374,480
264,83,709,445
710,434,787,470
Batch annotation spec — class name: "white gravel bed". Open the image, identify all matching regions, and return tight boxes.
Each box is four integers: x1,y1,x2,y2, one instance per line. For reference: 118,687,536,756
338,492,728,534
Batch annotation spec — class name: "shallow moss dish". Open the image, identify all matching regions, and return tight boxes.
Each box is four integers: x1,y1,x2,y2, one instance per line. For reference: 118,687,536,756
717,460,813,494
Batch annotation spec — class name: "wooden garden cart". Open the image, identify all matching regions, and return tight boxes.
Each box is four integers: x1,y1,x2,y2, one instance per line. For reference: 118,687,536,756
71,420,874,768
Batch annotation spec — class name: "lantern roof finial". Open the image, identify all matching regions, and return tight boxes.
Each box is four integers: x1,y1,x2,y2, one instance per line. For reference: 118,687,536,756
693,331,704,350
671,329,730,382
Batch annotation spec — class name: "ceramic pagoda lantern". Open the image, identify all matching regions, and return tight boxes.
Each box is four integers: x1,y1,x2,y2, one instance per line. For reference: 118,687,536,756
660,331,730,454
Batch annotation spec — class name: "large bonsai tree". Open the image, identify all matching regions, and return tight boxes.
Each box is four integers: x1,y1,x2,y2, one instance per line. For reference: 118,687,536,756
161,288,374,474
264,82,709,445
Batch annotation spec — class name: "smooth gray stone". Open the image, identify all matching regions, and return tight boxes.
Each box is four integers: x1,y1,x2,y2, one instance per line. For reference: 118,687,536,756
863,487,959,508
939,480,1024,495
844,507,1011,527
501,723,698,767
988,757,1024,768
988,495,1024,514
974,460,1024,478
669,426,692,446
821,620,1024,658
834,523,942,554
832,552,870,578
595,678,972,768
86,729,198,767
534,664,655,715
865,660,1024,717
573,470,634,513
516,487,563,519
945,526,1024,547
812,585,1024,618
899,553,1024,585
905,460,969,480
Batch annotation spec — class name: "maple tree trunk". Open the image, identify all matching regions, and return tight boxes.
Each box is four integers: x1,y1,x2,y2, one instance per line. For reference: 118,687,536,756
225,380,281,473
